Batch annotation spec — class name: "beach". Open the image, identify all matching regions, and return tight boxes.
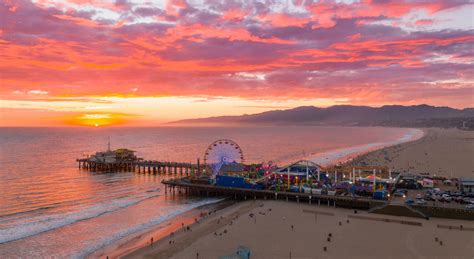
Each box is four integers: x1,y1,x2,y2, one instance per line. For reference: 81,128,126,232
2,126,472,258
126,200,474,259
345,128,474,178
114,128,474,259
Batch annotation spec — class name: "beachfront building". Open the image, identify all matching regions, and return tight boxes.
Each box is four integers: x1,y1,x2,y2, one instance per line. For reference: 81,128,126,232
420,178,434,188
396,174,422,189
218,162,245,176
459,178,474,194
88,145,139,164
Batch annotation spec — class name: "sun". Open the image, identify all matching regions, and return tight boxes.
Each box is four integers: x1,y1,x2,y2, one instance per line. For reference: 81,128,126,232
64,113,132,127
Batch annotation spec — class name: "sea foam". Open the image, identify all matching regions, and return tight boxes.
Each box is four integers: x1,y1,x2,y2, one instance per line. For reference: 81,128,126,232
0,192,160,244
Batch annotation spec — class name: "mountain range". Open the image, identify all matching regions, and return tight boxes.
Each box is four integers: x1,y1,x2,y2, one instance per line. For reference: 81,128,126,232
171,104,474,129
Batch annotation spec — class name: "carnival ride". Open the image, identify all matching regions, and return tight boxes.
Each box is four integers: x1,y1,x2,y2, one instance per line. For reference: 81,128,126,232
203,139,244,177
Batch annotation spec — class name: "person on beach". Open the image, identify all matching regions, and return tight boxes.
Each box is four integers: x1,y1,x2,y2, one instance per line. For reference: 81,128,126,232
150,237,153,246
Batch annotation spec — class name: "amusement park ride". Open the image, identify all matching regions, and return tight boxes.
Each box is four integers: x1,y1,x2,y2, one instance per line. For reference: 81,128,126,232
202,139,391,177
201,138,396,194
203,139,245,177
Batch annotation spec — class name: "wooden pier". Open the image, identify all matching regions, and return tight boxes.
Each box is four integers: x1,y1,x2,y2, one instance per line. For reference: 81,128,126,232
77,159,201,176
162,177,386,210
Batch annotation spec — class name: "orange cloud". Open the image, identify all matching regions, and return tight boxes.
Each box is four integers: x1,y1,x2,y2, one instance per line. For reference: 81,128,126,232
0,0,472,126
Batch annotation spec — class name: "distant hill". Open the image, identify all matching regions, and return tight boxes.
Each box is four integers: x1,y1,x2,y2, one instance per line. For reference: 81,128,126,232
170,105,474,129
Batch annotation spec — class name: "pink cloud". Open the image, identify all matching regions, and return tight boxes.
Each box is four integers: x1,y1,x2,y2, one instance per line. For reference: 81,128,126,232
415,19,434,26
0,0,473,112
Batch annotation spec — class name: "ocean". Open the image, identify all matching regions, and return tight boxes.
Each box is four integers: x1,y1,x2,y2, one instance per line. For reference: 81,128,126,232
0,126,422,258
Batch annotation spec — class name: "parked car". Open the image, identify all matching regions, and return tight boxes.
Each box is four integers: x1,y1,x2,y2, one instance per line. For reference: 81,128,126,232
439,197,451,203
394,189,407,197
394,191,404,197
405,199,415,205
416,199,427,205
466,193,474,198
424,195,435,201
465,204,474,210
441,194,452,201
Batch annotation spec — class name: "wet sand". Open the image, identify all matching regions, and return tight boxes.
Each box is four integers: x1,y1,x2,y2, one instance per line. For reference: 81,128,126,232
89,200,235,259
124,201,261,259
128,200,474,259
345,128,474,178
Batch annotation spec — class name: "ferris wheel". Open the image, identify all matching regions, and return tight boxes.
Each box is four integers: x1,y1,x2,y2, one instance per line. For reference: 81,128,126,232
203,139,244,176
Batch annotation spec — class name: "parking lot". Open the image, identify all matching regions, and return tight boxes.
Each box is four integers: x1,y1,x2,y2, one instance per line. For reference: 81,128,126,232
391,183,474,210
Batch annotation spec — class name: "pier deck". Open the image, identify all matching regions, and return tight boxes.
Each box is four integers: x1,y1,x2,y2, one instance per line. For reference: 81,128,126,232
162,177,386,210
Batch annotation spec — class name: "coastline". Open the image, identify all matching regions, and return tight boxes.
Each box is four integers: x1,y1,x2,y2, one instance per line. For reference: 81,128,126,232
88,199,235,259
343,128,474,178
124,201,263,259
97,127,426,258
310,127,424,166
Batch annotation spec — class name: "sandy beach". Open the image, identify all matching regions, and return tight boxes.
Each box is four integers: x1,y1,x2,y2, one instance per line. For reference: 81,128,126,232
345,128,474,178
88,200,235,259
126,200,474,259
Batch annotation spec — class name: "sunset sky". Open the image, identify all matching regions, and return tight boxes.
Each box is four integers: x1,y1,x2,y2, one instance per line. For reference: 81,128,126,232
0,0,473,126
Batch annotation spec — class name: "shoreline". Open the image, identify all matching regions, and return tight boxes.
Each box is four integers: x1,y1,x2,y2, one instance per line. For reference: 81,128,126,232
93,127,425,258
124,201,263,259
342,129,429,169
97,127,424,258
88,199,236,259
310,127,424,166
343,128,474,178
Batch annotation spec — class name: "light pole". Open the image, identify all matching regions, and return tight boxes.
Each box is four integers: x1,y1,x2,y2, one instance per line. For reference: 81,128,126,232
287,166,290,190
373,169,376,192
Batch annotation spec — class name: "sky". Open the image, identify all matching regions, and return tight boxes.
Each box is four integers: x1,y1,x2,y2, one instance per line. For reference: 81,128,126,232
0,0,473,126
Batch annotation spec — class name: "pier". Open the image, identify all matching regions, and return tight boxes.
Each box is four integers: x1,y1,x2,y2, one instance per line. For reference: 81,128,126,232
76,143,202,176
161,177,386,210
77,159,201,176
75,141,474,220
